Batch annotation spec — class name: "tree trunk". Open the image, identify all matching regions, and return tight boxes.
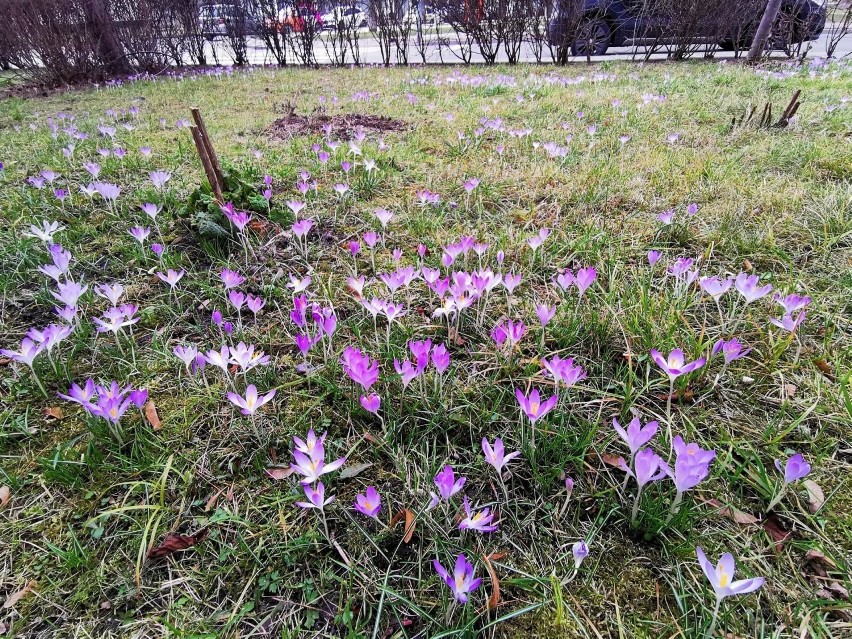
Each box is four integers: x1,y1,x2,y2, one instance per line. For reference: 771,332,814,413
82,0,134,75
746,0,783,63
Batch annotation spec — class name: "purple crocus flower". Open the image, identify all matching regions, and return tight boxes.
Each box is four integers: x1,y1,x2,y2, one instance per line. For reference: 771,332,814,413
458,496,498,533
699,276,733,300
156,269,184,290
292,219,314,239
354,486,381,518
527,228,550,251
373,208,393,228
650,348,706,381
409,339,432,373
503,273,522,294
554,270,574,291
340,346,380,391
769,311,807,333
670,436,715,499
658,209,675,225
228,290,246,312
51,280,88,307
433,465,466,502
296,481,334,510
735,273,772,304
151,243,164,258
431,343,450,374
774,293,811,315
619,448,668,488
360,393,381,414
535,304,556,327
572,540,589,570
204,345,230,374
462,177,480,193
612,417,658,458
220,269,244,289
293,429,326,461
149,170,172,190
129,226,150,243
434,554,481,604
1,338,45,368
482,437,521,475
26,220,64,243
291,448,346,484
129,389,149,409
541,355,587,389
394,359,418,388
575,267,597,296
515,388,557,424
226,385,275,416
246,294,265,316
696,547,764,602
775,453,810,484
648,250,662,266
58,379,96,406
712,338,750,364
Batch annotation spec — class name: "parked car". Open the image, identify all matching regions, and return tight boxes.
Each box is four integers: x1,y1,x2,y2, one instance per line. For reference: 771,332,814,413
321,6,368,30
274,4,323,33
199,3,262,39
404,5,440,25
547,0,826,56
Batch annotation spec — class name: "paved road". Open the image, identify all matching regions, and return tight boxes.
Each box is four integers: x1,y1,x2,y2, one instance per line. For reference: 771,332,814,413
206,26,852,66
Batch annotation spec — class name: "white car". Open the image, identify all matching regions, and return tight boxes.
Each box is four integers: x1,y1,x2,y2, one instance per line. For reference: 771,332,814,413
404,6,439,25
321,6,368,30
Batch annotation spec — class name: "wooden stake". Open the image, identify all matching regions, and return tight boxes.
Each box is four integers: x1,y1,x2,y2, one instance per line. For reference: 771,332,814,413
190,125,223,204
191,107,224,188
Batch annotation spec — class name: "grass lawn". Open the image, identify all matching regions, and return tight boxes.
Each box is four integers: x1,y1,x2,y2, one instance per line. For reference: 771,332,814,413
0,60,851,638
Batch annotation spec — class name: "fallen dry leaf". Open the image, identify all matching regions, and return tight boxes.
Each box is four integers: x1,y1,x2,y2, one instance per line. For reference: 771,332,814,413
743,259,753,272
144,400,161,430
482,553,501,610
0,486,10,509
265,467,293,481
813,359,836,381
339,462,372,479
803,480,825,513
390,509,416,543
805,549,836,570
2,580,35,610
447,327,466,346
147,528,209,560
703,498,759,525
42,406,63,420
362,431,380,445
402,509,416,544
204,489,223,512
599,452,623,468
763,515,791,552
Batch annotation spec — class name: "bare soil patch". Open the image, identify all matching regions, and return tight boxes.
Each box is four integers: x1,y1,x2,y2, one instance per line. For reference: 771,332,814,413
266,112,408,139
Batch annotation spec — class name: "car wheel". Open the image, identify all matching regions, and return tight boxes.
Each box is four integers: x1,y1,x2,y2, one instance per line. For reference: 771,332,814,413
570,17,611,57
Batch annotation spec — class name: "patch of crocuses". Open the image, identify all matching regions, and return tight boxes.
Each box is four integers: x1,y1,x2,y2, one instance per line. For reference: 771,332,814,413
2,75,830,631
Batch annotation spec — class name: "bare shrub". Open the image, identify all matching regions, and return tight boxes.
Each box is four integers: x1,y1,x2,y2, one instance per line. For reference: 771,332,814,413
253,0,288,66
367,0,412,66
282,1,322,66
320,0,364,66
825,0,851,58
0,0,106,83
